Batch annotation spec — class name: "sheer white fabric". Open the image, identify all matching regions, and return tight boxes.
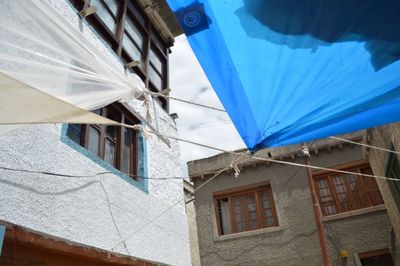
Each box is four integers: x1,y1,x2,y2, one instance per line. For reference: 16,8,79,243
0,0,146,132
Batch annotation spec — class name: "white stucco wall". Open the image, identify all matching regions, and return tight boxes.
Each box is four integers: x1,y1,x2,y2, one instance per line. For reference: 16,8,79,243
0,0,190,265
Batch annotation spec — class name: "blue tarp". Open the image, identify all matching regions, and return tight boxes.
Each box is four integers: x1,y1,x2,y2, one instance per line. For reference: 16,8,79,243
168,0,400,151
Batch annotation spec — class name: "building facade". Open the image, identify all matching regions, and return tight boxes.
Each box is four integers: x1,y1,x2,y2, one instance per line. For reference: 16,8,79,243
368,123,400,265
188,132,394,266
0,0,190,265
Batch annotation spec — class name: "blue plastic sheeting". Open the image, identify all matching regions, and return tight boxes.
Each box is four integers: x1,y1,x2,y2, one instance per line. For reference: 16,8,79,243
168,0,400,151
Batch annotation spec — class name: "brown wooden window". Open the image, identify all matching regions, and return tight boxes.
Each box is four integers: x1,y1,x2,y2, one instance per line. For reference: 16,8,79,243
314,164,384,216
214,184,278,236
359,249,394,266
66,103,140,179
68,0,170,109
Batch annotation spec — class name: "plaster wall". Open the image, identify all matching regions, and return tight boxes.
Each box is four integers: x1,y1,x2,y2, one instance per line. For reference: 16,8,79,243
0,1,190,265
368,123,400,266
190,143,391,266
185,196,201,266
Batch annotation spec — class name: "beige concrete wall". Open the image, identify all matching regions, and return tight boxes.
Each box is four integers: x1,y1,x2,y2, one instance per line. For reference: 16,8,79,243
186,197,201,266
368,123,400,265
189,142,392,265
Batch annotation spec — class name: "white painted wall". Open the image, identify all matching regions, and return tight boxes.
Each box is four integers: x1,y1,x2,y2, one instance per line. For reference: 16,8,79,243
0,0,190,265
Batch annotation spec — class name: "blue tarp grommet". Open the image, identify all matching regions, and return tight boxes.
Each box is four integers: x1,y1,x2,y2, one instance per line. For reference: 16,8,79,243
175,2,210,36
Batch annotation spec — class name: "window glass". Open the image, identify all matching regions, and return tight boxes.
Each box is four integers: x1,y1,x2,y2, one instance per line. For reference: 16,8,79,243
103,0,119,16
233,196,244,232
150,48,163,74
123,33,142,61
246,195,258,229
315,164,384,216
88,126,100,156
125,16,144,48
136,131,146,178
92,109,101,115
316,178,336,215
105,110,118,137
260,191,275,226
65,104,143,181
215,185,277,236
348,175,368,209
121,127,132,174
66,124,82,144
218,198,232,235
91,0,117,33
104,138,115,165
333,175,352,211
149,66,163,90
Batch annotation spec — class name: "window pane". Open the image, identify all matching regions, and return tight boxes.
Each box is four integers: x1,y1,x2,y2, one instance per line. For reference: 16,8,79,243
317,178,337,215
123,32,142,61
333,175,352,211
362,167,385,205
105,109,118,138
103,0,118,16
348,175,368,209
91,0,117,33
104,138,115,166
232,197,244,232
137,131,146,177
92,109,101,115
66,124,82,144
150,48,163,74
125,16,144,48
218,198,232,235
88,126,100,156
260,191,276,226
121,127,132,174
215,186,277,235
246,194,258,229
149,66,163,90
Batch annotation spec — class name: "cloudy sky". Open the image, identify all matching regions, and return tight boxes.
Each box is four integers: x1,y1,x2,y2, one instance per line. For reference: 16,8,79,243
169,35,244,170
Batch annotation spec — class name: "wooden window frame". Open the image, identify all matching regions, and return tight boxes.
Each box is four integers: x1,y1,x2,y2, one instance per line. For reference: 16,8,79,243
213,183,279,236
69,103,139,180
313,162,384,216
359,248,391,260
68,0,170,110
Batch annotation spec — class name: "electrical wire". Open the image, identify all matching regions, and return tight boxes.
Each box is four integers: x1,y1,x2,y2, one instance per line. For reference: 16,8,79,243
0,165,229,182
110,166,229,251
0,165,184,181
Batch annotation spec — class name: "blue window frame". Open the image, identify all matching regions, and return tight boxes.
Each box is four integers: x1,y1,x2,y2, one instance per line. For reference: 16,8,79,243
61,103,148,192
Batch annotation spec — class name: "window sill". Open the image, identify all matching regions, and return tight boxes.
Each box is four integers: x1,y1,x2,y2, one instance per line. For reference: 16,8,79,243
322,204,386,222
214,226,284,242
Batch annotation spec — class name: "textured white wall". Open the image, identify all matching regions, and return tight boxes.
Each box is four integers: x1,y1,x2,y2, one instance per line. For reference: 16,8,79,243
0,0,190,265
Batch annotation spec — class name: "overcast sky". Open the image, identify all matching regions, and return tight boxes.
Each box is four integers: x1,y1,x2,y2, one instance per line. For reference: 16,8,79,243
169,35,244,170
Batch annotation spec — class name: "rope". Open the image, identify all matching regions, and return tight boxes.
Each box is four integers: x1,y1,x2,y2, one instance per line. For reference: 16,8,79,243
121,123,400,183
150,91,226,112
329,136,400,155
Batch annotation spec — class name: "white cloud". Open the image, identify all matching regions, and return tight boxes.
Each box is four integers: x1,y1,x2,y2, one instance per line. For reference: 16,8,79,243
169,36,244,170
